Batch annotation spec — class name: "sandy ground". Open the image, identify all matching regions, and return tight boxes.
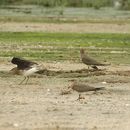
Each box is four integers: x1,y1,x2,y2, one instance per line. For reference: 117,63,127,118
0,62,130,130
0,22,130,33
0,21,130,129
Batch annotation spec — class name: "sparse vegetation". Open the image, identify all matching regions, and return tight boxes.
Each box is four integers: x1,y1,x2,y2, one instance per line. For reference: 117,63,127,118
0,32,130,64
0,1,130,130
0,0,113,7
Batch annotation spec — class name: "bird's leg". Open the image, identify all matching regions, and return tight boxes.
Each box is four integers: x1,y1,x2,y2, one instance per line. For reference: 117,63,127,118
88,66,91,73
92,65,99,71
25,76,29,85
88,66,89,70
19,76,26,85
76,94,85,101
77,94,81,101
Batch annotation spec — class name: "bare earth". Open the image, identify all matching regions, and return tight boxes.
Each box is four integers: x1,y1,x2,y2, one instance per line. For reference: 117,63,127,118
0,22,130,33
0,22,130,129
0,61,130,130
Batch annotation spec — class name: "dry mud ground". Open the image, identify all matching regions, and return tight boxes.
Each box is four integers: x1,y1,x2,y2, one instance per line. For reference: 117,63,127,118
0,22,130,33
0,62,130,130
0,22,130,130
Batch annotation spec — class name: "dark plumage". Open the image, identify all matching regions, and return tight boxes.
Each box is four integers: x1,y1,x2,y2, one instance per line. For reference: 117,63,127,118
80,49,110,70
11,57,41,85
11,57,38,70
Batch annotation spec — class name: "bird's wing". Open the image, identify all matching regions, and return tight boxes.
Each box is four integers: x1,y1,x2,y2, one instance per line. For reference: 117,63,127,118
17,59,37,70
82,55,103,65
74,83,95,92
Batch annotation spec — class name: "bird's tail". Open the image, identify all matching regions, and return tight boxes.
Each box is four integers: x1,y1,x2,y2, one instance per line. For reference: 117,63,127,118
100,63,111,66
36,64,47,72
95,87,105,91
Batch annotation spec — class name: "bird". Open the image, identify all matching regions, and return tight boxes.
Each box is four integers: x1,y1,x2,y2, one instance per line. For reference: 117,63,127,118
69,80,104,100
11,57,42,85
80,48,110,70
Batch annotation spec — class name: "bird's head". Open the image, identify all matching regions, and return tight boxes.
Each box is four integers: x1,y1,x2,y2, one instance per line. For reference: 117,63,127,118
80,48,85,54
11,57,21,64
68,79,77,89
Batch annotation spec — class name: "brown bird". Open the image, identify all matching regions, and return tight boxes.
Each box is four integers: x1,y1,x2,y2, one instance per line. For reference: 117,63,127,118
11,57,42,85
80,49,110,70
69,80,104,100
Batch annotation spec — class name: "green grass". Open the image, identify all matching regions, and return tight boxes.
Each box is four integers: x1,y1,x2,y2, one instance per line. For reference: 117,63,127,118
0,0,114,8
0,32,130,64
0,32,130,46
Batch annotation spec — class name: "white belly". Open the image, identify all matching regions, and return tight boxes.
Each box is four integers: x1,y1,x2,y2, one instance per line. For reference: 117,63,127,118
23,67,38,76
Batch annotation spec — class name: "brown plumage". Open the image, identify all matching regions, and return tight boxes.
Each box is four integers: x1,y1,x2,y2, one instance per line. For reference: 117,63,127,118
69,81,104,100
80,49,110,70
70,81,104,92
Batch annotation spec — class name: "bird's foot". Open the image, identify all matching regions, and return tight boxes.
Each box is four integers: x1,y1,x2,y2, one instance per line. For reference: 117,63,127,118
76,94,85,101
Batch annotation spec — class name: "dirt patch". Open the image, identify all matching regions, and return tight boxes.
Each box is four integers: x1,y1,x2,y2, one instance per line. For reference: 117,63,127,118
0,22,130,33
0,62,130,130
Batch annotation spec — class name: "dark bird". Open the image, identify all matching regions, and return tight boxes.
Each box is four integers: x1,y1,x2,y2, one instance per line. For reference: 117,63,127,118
69,80,104,100
80,49,110,70
11,57,42,85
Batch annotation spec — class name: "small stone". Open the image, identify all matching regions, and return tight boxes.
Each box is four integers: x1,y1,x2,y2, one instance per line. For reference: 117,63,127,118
13,123,19,127
102,81,107,84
